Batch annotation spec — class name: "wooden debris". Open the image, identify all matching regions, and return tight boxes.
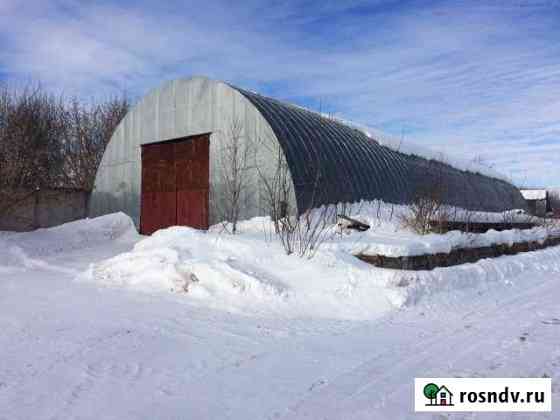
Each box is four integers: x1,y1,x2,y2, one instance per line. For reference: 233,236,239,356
337,214,370,232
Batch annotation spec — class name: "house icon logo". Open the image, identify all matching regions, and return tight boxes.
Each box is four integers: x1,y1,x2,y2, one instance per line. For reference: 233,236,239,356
423,383,454,406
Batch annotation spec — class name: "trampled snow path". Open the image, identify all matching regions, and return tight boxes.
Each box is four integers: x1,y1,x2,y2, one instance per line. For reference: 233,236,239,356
0,222,559,419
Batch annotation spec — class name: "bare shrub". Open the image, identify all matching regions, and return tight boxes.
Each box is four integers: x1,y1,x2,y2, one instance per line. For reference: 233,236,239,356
400,191,447,234
275,204,338,258
256,139,336,258
399,159,451,234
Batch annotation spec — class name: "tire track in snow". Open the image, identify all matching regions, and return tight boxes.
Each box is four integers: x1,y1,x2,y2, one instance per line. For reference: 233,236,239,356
0,328,137,416
275,273,560,419
51,360,153,420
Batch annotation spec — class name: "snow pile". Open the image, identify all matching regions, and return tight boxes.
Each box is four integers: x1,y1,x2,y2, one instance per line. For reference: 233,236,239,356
81,205,559,319
0,213,138,271
400,245,560,306
89,246,197,293
84,214,560,319
0,212,137,258
84,224,404,320
307,200,550,257
347,227,553,257
1,209,558,320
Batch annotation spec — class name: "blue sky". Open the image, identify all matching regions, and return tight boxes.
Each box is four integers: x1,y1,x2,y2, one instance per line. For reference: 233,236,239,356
1,0,560,187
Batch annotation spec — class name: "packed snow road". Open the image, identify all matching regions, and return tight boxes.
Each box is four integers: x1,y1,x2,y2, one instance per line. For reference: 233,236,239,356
0,217,559,419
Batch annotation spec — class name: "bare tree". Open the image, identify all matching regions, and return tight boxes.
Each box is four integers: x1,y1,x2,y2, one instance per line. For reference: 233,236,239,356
61,95,129,191
216,118,254,234
0,82,129,227
257,138,293,234
0,84,67,226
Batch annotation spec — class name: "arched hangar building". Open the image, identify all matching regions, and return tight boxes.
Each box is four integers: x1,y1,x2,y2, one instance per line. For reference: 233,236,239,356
90,76,526,234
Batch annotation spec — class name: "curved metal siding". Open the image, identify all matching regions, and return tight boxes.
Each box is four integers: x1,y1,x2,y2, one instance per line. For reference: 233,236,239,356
90,77,299,227
233,87,526,213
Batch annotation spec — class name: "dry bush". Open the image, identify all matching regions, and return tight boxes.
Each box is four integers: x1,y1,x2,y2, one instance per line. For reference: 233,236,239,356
399,160,451,235
399,191,450,234
256,141,336,258
274,205,338,258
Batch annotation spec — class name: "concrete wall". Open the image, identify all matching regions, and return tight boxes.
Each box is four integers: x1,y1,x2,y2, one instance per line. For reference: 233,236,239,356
0,189,89,232
89,76,297,228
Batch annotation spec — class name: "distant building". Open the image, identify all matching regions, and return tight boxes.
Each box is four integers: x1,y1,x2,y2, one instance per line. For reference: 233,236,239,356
520,189,548,216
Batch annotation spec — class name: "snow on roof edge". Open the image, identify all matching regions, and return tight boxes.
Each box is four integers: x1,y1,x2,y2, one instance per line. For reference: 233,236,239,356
280,99,512,184
334,117,511,184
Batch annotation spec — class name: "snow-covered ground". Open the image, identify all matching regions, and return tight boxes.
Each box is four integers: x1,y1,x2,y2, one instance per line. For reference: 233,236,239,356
1,213,559,419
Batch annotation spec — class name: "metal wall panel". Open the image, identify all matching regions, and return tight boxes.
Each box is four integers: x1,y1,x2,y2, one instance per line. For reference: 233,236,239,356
175,134,209,229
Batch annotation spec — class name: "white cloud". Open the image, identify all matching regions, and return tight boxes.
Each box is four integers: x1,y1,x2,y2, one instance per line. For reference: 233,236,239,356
1,0,559,186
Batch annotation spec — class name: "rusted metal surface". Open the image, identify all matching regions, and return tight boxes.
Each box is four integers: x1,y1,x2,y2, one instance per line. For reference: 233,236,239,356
140,134,209,235
175,135,209,230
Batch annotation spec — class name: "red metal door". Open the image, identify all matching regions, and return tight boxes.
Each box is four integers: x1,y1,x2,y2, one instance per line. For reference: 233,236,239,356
175,134,209,229
140,142,176,235
140,134,209,235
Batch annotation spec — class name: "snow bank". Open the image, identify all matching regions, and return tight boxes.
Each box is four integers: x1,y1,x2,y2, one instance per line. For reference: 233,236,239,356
348,227,553,257
84,218,560,319
84,225,404,320
81,206,559,320
399,245,560,306
0,213,138,269
315,200,550,257
1,206,557,323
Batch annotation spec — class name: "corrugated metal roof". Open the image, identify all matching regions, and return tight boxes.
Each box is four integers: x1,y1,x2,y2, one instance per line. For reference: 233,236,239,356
233,86,527,213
